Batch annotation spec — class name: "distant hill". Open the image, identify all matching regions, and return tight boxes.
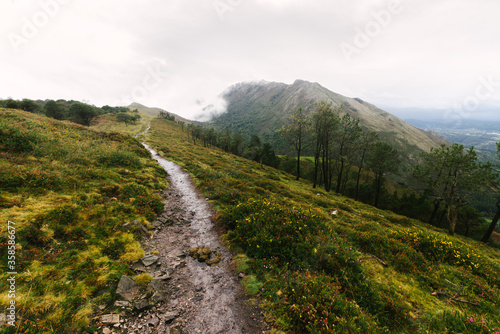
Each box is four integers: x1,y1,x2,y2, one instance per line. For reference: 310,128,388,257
208,80,448,166
128,102,191,123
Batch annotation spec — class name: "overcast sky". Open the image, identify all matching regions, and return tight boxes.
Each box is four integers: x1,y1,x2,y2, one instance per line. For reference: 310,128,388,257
2,0,500,121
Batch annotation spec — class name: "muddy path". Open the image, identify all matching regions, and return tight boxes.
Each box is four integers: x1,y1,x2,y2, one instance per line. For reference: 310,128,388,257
107,136,267,333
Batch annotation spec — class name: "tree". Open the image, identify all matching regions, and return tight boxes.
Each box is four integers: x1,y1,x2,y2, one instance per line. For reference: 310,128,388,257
20,99,40,113
246,135,262,163
159,110,175,121
70,102,98,126
354,131,378,201
261,143,280,168
457,206,484,237
221,129,230,153
2,99,20,109
367,141,400,208
116,113,140,126
414,144,494,236
201,128,217,148
481,142,500,243
312,101,340,191
230,133,245,156
333,114,362,193
187,124,203,145
278,107,311,180
45,100,66,120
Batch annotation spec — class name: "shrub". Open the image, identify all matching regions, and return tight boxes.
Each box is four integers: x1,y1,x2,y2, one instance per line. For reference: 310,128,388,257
263,271,376,333
98,149,142,168
224,198,326,264
0,122,42,153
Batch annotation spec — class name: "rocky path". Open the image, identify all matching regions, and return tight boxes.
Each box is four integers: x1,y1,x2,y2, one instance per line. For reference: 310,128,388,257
96,142,268,333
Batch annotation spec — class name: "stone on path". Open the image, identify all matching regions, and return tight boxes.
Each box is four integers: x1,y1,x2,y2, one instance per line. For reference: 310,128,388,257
141,254,160,267
116,275,140,301
99,314,120,325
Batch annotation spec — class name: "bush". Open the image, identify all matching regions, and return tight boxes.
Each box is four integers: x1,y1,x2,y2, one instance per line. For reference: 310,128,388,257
263,271,376,333
98,149,142,168
0,123,42,153
224,198,326,264
391,229,482,270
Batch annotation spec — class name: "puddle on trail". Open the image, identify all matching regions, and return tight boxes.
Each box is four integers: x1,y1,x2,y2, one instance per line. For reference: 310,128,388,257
141,142,259,333
142,143,215,244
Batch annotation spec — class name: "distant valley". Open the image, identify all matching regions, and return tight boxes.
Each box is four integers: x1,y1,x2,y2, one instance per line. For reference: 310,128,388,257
406,119,500,164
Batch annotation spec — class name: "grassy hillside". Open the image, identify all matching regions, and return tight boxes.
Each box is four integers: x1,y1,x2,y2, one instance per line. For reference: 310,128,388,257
127,102,192,124
91,111,152,137
0,109,167,332
142,118,500,334
1,109,498,333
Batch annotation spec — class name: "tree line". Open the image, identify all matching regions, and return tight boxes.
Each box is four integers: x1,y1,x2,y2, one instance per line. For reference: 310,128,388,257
278,101,499,241
183,122,280,168
279,101,400,208
0,98,139,127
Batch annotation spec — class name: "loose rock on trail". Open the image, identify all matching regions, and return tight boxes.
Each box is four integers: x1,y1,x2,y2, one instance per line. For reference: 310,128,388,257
97,141,268,334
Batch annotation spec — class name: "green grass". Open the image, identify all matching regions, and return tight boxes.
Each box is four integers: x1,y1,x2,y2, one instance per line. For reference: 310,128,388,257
142,118,500,334
0,109,167,333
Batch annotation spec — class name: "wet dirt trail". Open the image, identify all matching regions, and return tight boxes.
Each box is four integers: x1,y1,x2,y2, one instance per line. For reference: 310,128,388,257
131,139,267,334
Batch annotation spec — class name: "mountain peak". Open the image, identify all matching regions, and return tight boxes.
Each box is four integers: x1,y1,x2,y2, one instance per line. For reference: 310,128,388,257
292,79,313,85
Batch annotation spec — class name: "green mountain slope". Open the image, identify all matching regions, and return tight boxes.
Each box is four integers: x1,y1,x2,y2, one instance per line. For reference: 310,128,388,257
209,80,448,164
144,118,499,334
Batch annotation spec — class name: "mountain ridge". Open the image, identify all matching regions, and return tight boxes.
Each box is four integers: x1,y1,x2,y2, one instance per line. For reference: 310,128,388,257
209,79,448,164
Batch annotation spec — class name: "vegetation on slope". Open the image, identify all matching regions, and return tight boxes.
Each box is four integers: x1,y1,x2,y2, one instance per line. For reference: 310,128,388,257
143,117,500,334
0,109,167,332
0,98,137,127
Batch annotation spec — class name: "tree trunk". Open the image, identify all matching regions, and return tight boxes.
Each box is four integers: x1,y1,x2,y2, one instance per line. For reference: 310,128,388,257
373,173,382,208
355,166,362,201
437,209,447,227
313,142,321,188
336,159,344,193
340,165,351,195
296,150,301,180
448,206,459,236
429,200,441,226
313,158,319,188
481,200,500,243
322,149,330,192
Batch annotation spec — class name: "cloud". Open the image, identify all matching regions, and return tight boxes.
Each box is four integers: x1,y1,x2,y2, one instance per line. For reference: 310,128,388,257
1,0,500,120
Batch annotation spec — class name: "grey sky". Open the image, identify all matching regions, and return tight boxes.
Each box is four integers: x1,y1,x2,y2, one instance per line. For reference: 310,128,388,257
1,0,500,121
